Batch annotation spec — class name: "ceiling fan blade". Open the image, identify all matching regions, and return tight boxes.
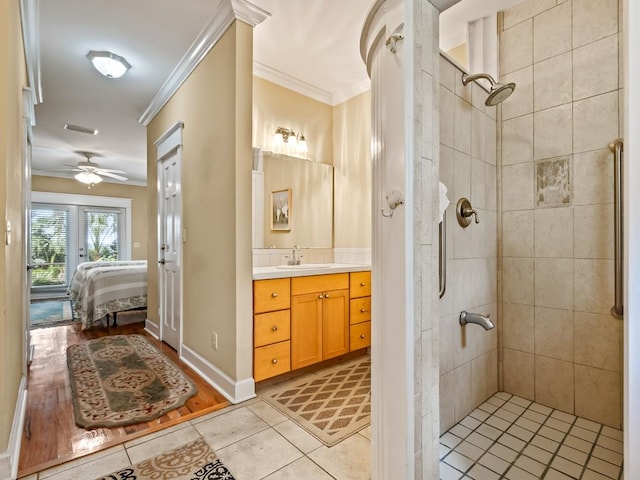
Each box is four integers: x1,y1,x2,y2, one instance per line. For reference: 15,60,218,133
95,167,127,174
97,171,128,181
46,168,82,172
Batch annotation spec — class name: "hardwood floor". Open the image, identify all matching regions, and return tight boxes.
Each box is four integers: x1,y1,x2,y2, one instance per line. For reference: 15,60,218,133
18,312,230,477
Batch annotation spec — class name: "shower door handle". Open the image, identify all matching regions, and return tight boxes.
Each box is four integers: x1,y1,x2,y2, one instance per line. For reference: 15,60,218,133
610,138,624,319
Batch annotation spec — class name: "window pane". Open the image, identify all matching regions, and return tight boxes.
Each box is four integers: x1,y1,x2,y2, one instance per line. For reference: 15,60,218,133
31,207,68,287
84,211,120,261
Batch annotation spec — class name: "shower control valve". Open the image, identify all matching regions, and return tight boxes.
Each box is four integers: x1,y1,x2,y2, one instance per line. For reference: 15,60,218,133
456,197,479,227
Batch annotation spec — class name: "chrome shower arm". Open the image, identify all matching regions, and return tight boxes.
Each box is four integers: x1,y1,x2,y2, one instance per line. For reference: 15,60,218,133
462,72,496,86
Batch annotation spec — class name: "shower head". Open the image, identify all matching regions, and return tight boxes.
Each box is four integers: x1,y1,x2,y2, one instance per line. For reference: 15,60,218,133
461,72,516,106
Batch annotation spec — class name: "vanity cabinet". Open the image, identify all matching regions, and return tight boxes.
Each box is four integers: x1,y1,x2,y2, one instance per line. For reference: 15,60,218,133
253,278,291,381
291,273,349,370
349,271,372,351
252,269,371,381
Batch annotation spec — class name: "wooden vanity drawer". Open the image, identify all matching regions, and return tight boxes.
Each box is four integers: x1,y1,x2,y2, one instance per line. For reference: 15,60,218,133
350,321,371,351
291,273,349,296
254,310,291,347
254,278,290,313
350,271,371,298
350,297,371,324
254,341,291,381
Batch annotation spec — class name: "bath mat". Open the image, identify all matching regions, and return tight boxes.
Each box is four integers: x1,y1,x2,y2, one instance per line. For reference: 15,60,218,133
96,438,236,480
67,334,197,428
260,356,371,446
30,300,74,329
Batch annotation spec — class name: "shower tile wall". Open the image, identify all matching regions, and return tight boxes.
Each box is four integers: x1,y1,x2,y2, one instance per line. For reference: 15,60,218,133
498,0,622,428
439,54,498,434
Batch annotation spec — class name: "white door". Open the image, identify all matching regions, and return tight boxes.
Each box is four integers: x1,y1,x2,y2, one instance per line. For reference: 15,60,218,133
156,124,183,351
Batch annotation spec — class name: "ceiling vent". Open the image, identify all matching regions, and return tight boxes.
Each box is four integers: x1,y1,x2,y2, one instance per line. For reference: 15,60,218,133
64,123,98,135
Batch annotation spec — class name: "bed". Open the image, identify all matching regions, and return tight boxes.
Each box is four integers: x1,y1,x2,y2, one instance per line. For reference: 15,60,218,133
67,260,148,330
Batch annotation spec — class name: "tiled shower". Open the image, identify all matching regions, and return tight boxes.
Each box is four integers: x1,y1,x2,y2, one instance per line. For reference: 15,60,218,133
438,0,623,477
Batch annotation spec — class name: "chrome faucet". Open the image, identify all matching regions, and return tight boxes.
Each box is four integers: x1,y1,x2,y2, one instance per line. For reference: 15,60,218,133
287,245,303,265
459,311,495,330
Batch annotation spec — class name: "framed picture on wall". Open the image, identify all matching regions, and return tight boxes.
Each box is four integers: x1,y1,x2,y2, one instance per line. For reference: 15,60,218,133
271,189,291,231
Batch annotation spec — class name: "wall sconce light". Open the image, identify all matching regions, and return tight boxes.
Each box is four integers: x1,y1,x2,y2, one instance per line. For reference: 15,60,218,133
272,127,308,158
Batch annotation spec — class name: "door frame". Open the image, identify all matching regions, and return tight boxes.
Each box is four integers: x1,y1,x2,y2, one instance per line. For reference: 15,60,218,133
22,87,35,371
155,122,184,353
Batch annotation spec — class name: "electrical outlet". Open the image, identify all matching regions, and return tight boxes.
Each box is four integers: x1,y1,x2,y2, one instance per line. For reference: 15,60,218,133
211,332,218,350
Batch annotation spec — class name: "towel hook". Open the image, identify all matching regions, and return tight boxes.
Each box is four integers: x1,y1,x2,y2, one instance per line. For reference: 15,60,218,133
381,188,404,218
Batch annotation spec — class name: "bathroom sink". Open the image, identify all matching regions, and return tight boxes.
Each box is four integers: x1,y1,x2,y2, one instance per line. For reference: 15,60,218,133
276,264,331,269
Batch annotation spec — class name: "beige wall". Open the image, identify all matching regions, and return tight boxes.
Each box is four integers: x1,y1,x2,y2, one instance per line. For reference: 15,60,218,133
253,77,333,164
498,0,622,428
445,43,468,70
147,21,254,381
438,55,499,433
333,91,371,248
0,0,27,451
31,176,148,260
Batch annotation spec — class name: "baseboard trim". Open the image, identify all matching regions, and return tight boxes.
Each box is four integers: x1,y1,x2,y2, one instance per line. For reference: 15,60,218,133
181,344,255,404
144,319,160,339
0,376,28,480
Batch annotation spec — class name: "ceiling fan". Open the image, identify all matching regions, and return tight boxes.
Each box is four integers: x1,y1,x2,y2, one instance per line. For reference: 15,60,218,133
60,151,129,184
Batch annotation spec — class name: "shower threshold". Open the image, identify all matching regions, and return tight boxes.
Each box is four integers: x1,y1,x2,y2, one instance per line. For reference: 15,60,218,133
439,392,623,480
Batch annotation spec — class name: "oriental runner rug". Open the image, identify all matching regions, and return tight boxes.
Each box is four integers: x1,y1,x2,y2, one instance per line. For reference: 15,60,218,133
67,334,196,428
97,438,236,480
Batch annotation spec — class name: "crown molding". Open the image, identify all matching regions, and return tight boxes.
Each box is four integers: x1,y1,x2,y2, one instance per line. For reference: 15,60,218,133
139,0,270,126
19,0,43,104
253,61,334,105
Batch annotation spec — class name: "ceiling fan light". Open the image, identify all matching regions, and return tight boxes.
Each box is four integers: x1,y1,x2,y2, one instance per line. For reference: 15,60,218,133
75,171,103,185
87,50,131,79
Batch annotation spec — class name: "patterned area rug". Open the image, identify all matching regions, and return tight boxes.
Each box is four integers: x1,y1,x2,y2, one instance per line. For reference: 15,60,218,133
97,438,236,480
67,334,197,428
30,300,74,329
260,356,371,446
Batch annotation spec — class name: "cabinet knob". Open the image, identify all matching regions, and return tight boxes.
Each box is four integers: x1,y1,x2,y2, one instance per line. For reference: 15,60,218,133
360,334,366,339
271,292,278,298
271,325,278,332
360,282,366,287
360,308,366,313
318,294,324,299
271,358,278,364
324,294,330,298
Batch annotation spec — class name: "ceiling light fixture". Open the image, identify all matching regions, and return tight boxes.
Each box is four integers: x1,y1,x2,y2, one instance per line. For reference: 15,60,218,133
74,171,103,187
64,123,98,135
272,127,309,159
87,50,131,79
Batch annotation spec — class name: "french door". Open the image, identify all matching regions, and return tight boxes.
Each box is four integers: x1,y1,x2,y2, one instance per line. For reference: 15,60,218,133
30,204,125,295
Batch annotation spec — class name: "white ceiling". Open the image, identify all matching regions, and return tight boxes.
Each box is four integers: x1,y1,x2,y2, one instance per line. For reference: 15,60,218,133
30,0,521,186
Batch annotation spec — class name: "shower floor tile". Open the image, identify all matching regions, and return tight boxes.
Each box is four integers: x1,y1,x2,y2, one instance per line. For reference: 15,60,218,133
439,392,623,480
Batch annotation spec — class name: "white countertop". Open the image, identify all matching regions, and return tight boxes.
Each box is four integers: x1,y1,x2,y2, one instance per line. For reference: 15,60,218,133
253,263,371,280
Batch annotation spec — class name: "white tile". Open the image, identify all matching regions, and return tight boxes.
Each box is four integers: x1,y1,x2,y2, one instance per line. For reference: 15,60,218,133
522,409,547,424
455,95,472,155
468,463,500,480
38,446,126,479
538,425,566,443
570,425,598,442
573,0,618,48
573,34,619,101
515,416,541,433
582,470,611,480
307,434,371,480
592,445,623,466
248,400,289,426
563,434,593,454
478,452,510,475
507,424,534,442
494,408,518,423
488,442,518,463
441,432,463,449
545,469,574,480
557,444,588,466
587,456,621,479
601,426,623,441
534,208,573,258
503,0,556,30
502,115,533,166
530,434,559,453
40,449,131,480
504,465,538,480
443,450,474,473
273,420,323,454
522,444,553,464
514,454,545,477
534,104,572,160
477,424,502,441
574,417,601,433
441,86,456,148
455,441,484,461
500,20,533,75
126,424,201,464
466,432,493,450
194,406,269,450
440,461,465,480
529,402,553,416
534,52,572,111
262,457,335,480
533,2,572,62
217,429,303,480
573,92,619,154
497,433,526,452
501,66,533,120
545,417,572,433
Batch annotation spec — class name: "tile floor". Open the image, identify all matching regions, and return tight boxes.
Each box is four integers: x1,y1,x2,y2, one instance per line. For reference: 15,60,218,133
20,398,372,480
20,391,625,480
439,392,624,480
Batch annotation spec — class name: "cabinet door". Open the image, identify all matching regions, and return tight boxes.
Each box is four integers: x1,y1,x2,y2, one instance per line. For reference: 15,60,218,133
291,292,323,370
322,288,350,360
